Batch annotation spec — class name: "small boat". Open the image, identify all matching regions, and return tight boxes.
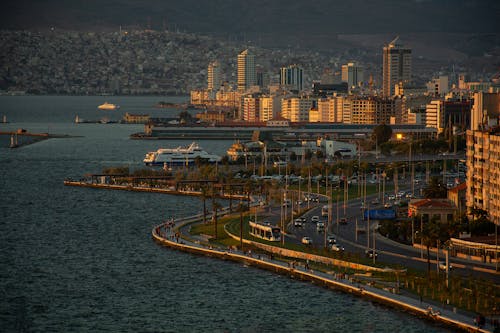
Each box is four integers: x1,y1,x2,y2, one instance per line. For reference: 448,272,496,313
98,102,119,110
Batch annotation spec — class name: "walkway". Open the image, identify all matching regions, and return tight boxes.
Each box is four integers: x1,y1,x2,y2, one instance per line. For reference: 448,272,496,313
152,212,496,333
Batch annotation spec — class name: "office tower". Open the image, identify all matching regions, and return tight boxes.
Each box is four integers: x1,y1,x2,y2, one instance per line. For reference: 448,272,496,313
207,61,221,91
341,62,364,89
237,49,256,93
280,65,304,91
383,37,412,97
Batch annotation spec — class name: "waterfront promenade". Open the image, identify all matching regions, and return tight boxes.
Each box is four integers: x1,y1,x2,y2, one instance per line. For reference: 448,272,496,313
152,210,495,333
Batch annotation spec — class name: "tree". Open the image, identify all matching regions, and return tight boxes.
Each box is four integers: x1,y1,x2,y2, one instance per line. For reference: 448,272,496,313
423,177,447,198
372,124,393,145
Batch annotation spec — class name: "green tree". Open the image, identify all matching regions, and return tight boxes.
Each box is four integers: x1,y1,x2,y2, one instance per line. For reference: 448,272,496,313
372,124,393,145
423,177,447,198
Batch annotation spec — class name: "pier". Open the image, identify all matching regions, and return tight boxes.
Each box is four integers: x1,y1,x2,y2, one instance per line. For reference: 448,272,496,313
0,130,80,148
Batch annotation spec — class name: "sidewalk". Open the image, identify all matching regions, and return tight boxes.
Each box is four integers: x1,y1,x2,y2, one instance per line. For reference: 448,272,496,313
153,215,495,333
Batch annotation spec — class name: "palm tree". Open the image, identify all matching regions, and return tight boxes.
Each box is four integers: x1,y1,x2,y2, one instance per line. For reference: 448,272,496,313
237,202,248,251
212,199,222,239
421,216,441,278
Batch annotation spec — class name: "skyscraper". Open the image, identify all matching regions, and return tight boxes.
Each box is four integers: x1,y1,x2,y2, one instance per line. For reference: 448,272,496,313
207,61,221,91
383,37,411,97
280,64,304,91
341,62,364,89
237,49,256,93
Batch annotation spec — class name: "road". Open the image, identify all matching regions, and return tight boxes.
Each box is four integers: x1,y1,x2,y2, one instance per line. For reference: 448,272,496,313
262,190,499,284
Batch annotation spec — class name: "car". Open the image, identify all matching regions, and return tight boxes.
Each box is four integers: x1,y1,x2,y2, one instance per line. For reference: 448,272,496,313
365,249,378,258
370,198,380,205
438,261,453,271
388,194,396,201
331,244,345,252
384,203,393,208
327,235,336,244
294,218,303,227
311,215,320,223
339,217,348,225
316,221,325,232
301,236,312,245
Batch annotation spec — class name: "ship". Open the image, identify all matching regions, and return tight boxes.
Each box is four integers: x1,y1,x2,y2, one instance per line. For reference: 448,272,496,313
143,142,222,166
98,102,120,110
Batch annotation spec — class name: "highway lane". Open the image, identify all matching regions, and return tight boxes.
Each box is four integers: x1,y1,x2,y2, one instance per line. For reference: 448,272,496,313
263,191,499,283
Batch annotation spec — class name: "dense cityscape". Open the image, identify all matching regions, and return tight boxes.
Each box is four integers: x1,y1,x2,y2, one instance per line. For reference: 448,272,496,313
1,0,499,331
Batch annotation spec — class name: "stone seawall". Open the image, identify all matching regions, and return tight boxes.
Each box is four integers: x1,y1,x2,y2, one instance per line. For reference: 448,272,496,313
152,222,490,333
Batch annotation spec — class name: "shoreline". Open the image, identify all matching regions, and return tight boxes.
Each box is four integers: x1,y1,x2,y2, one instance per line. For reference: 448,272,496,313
152,215,492,333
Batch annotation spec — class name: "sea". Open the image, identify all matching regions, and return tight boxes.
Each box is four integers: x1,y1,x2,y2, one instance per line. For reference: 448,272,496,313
0,95,452,332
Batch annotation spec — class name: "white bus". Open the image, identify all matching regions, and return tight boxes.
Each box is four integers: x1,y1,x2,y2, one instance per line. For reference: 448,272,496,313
249,221,281,242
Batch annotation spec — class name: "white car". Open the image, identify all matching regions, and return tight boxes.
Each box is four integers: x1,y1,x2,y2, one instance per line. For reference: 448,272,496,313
294,219,303,227
301,236,312,245
311,215,320,223
331,244,344,252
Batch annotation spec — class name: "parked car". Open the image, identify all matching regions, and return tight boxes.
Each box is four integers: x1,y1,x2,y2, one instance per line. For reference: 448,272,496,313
301,236,312,245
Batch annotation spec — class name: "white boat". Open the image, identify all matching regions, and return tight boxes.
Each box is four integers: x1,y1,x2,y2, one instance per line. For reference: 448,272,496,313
98,102,119,110
143,142,222,166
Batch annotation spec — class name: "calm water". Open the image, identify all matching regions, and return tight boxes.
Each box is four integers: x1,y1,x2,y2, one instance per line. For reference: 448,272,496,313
0,96,451,332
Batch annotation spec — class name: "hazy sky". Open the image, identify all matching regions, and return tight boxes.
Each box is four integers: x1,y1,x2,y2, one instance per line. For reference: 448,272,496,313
2,0,499,34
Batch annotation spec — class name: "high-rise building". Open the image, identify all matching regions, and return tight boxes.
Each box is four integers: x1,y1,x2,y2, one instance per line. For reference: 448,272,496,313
207,61,221,92
237,49,256,93
242,95,260,122
341,62,364,89
383,37,412,97
466,129,500,226
280,65,304,92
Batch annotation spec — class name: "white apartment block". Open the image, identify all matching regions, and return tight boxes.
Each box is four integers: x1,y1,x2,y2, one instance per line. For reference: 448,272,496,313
242,96,260,122
466,129,500,225
281,97,314,122
259,95,281,121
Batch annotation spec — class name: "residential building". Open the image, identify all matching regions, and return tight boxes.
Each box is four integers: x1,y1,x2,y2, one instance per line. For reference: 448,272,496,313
408,199,458,223
466,127,500,226
383,37,412,97
242,95,260,122
281,97,315,122
426,76,449,97
259,95,281,121
471,92,500,131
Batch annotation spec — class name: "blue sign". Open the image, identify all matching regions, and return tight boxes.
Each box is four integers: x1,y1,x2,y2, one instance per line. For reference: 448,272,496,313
364,209,396,220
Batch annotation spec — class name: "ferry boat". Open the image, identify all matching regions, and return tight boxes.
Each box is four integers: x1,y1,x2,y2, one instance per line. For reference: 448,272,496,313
98,102,119,110
143,142,222,166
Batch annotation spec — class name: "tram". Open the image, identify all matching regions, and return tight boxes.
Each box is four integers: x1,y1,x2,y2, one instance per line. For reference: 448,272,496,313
249,221,281,242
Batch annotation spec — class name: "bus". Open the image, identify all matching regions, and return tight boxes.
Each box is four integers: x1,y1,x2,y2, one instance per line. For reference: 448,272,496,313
249,221,281,242
321,205,329,217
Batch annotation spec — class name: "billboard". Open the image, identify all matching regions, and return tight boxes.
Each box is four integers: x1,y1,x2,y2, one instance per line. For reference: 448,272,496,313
363,209,396,220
